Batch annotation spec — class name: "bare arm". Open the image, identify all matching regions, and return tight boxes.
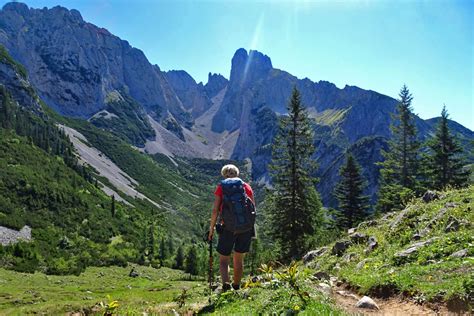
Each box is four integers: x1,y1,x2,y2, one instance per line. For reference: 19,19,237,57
208,195,222,240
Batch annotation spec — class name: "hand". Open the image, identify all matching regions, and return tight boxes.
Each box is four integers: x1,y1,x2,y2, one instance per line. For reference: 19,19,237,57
208,229,214,241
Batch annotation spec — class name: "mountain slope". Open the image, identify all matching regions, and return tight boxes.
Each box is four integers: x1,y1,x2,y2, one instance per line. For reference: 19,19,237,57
0,2,190,130
1,2,472,208
305,186,474,311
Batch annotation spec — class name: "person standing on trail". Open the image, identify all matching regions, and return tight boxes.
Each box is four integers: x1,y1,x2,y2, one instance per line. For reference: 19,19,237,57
208,164,256,292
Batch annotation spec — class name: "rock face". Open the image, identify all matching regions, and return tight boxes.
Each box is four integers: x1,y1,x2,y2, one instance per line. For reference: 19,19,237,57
204,73,228,99
0,51,42,113
0,2,189,127
0,225,32,246
1,3,473,207
165,70,212,118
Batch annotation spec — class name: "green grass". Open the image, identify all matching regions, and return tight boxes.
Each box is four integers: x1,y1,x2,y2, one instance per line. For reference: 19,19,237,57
0,266,207,315
311,186,474,305
314,108,350,126
0,45,28,79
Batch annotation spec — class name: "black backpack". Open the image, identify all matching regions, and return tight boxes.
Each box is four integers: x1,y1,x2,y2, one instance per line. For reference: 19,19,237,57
220,178,256,234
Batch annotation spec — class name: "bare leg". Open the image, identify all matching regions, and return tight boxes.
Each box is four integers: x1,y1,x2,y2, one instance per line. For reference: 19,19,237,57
233,252,245,287
219,255,230,285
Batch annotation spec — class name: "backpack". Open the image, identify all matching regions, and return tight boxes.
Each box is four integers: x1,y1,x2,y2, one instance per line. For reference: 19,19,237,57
220,178,256,234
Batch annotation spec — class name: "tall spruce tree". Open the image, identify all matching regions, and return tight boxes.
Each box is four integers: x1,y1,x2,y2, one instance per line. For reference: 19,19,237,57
174,245,184,270
425,106,469,189
334,154,369,229
184,245,199,275
266,87,322,260
377,85,421,213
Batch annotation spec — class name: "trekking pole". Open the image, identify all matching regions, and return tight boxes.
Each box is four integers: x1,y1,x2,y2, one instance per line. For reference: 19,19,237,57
203,230,213,303
208,235,213,303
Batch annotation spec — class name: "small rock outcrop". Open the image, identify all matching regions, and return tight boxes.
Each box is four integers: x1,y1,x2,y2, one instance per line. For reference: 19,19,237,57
445,217,460,233
422,190,439,203
395,237,439,258
350,232,368,244
0,225,32,246
332,241,352,256
356,296,379,310
450,249,468,258
313,271,330,281
366,236,378,253
303,247,329,263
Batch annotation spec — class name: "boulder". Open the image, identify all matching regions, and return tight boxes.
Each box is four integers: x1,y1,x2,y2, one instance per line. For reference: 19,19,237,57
422,190,439,203
355,296,379,310
331,240,352,256
317,282,332,296
303,247,329,263
343,253,356,262
395,237,439,258
445,202,458,208
129,268,139,278
366,236,378,253
350,232,368,244
313,271,330,281
445,217,460,233
390,207,411,230
450,249,468,258
347,227,357,234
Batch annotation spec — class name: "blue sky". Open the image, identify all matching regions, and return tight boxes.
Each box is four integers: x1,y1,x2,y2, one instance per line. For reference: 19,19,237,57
3,0,473,130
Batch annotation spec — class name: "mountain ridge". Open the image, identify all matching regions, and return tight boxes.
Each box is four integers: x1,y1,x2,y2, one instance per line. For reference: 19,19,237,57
0,2,472,207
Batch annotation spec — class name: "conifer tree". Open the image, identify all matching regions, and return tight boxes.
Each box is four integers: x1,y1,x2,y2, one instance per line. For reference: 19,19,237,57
425,106,469,189
159,237,167,266
111,195,116,217
377,85,421,213
184,245,199,275
334,154,369,229
266,87,323,260
174,245,184,270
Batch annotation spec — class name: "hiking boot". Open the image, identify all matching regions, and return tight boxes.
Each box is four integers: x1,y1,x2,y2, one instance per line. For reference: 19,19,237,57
232,283,240,291
220,282,231,293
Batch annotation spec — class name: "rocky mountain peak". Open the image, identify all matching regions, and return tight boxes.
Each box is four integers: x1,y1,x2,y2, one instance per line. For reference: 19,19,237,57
205,72,228,99
2,2,29,15
230,48,272,86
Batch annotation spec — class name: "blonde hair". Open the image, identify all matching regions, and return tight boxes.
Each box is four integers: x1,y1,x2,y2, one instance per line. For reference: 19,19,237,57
221,164,239,178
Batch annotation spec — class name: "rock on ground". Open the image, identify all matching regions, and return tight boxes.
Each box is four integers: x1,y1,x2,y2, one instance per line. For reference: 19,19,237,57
355,296,379,310
303,247,329,263
395,237,439,258
332,241,352,256
450,249,468,258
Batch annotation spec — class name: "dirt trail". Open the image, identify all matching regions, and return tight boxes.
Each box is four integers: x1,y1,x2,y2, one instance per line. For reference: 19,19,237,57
332,285,452,316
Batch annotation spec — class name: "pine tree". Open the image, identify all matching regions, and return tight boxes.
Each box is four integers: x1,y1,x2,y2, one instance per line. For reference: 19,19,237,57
377,85,421,213
148,223,155,259
184,245,199,275
111,195,116,217
334,154,369,229
159,237,167,266
266,87,323,260
425,106,469,189
174,245,184,270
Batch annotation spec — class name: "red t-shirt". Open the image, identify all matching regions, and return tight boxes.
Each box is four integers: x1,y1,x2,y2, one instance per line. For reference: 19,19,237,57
214,180,254,212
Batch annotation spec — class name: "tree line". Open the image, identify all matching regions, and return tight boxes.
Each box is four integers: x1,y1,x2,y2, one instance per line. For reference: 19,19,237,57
263,86,470,261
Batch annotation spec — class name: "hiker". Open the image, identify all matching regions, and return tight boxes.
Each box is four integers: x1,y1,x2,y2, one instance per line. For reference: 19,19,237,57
208,164,256,292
